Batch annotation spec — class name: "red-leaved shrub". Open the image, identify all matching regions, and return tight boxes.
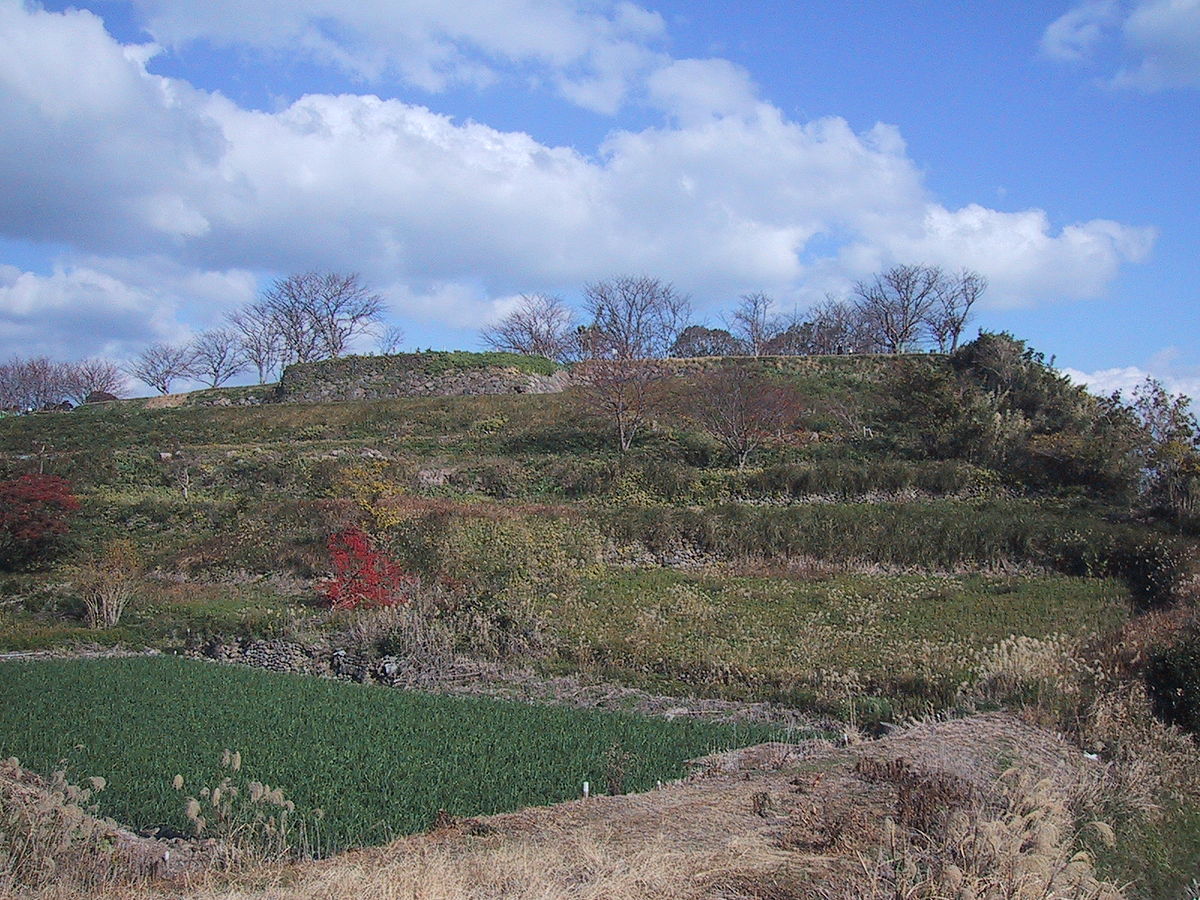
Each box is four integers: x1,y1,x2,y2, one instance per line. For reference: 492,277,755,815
0,474,80,569
321,528,416,610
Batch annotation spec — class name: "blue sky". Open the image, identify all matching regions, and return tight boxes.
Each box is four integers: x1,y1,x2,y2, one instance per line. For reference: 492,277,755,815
0,0,1196,396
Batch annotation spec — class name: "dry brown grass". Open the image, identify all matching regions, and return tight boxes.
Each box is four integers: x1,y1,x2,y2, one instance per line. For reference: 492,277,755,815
8,712,1135,900
0,758,172,895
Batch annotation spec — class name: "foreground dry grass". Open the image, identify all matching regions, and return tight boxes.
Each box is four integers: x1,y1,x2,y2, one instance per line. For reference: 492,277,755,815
10,712,1134,900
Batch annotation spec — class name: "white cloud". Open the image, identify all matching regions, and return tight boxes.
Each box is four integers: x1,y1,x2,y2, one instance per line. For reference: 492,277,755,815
0,3,1157,355
875,204,1156,307
645,58,760,124
122,0,667,111
1042,0,1200,89
1041,0,1119,61
0,257,256,361
1062,364,1200,401
1113,0,1200,89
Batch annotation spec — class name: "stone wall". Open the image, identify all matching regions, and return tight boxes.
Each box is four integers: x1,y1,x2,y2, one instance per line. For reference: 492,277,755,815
194,637,484,688
273,351,940,404
276,353,570,403
645,352,945,379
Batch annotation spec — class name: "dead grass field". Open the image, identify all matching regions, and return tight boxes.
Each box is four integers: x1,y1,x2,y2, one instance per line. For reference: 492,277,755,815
9,712,1131,900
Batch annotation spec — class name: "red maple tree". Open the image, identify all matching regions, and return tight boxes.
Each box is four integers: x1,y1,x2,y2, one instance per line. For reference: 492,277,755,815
321,528,415,610
0,474,80,569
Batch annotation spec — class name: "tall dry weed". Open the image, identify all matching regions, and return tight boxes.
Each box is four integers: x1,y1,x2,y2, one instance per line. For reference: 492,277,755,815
0,757,131,892
175,749,323,868
854,767,1124,899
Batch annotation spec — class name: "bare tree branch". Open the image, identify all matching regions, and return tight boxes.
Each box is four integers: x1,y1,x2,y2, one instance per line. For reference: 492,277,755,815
191,329,249,387
581,275,690,361
853,264,946,353
126,343,196,394
727,292,780,356
306,271,386,359
251,271,385,367
480,293,576,362
228,303,283,383
927,268,987,352
376,324,407,355
575,275,691,451
63,358,125,404
690,366,805,468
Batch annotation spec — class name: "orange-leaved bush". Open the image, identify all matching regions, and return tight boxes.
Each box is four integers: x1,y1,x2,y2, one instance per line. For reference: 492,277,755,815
321,527,416,610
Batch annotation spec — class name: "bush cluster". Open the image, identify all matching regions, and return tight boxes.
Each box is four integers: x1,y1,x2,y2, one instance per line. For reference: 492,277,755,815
1146,629,1200,734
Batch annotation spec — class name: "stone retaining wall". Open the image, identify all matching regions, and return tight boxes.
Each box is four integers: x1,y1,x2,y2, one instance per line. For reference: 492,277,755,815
194,637,484,688
277,354,570,403
273,351,936,404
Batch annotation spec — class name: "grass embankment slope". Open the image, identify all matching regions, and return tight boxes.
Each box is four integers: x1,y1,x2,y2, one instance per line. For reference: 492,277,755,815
0,348,1185,706
0,354,1158,707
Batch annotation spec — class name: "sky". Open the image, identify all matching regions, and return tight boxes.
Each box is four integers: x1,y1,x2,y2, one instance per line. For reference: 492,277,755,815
0,0,1197,397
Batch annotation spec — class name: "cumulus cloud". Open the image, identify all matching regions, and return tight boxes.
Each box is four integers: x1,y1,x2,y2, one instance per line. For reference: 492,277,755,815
1042,0,1200,89
645,58,760,124
875,205,1155,306
1113,0,1200,89
0,254,262,396
120,0,667,111
0,3,1157,356
1062,363,1200,401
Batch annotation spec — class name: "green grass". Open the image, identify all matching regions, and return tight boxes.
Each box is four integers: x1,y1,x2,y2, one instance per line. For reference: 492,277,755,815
0,657,786,851
0,575,308,651
540,569,1131,710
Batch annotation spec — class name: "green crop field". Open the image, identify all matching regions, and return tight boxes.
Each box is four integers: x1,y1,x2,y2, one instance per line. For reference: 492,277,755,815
0,657,789,852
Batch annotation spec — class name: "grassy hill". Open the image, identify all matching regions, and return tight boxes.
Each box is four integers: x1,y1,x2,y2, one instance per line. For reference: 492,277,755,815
2,340,1199,894
0,342,1188,698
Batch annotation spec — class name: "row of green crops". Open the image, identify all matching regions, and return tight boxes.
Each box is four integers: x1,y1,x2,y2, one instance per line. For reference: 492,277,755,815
0,657,787,852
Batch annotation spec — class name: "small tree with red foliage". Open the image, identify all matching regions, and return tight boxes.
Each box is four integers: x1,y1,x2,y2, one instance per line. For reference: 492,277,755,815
0,474,80,569
321,527,415,610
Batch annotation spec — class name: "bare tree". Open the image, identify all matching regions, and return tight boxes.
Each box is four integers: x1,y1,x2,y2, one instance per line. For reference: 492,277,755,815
306,271,386,359
480,293,576,362
0,356,74,409
63,358,125,404
190,329,248,387
376,324,407,355
127,343,196,394
927,269,986,352
575,356,665,452
575,276,691,451
259,271,385,364
728,292,780,356
690,366,804,468
804,295,879,354
227,303,283,383
261,278,323,365
581,275,690,361
0,358,17,409
853,264,946,353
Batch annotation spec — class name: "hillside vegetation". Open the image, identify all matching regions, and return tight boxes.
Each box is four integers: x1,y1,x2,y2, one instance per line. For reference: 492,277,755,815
2,336,1199,896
